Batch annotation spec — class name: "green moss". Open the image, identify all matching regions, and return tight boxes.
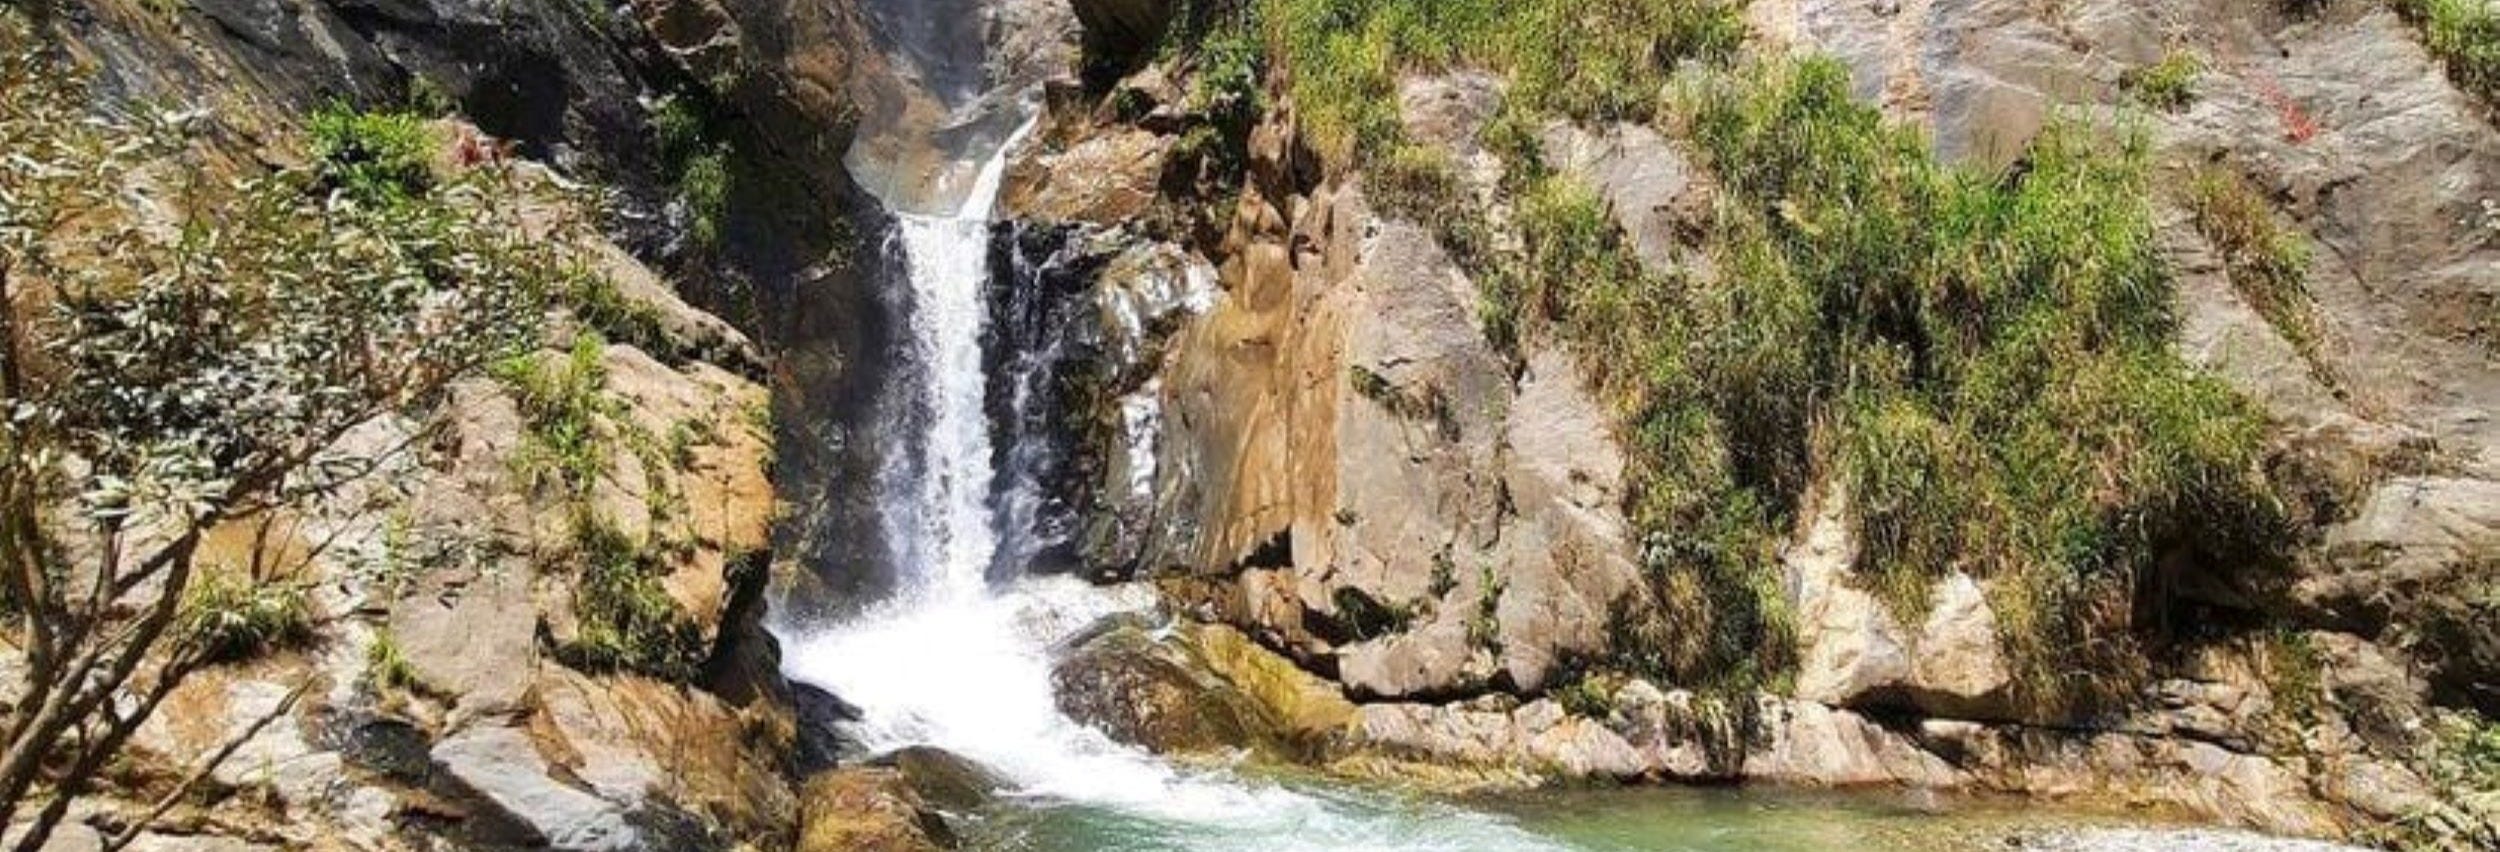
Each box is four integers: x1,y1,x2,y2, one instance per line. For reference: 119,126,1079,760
2120,49,2203,112
307,104,436,206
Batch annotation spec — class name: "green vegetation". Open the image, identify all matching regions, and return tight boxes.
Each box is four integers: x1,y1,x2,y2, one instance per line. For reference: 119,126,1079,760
180,573,316,663
2187,166,2332,382
2120,49,2203,112
1648,60,2276,706
2392,0,2500,104
562,265,678,359
1264,0,1746,162
559,520,707,681
1467,565,1505,655
2262,629,2325,729
652,93,733,249
1215,0,2286,709
1330,587,1417,639
365,629,417,691
308,104,437,205
1554,670,1623,719
2433,713,2500,795
679,149,731,248
498,334,618,496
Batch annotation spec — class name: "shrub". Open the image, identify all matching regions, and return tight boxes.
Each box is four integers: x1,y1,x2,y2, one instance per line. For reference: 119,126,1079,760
308,104,436,205
2393,0,2500,103
679,148,730,249
2121,49,2203,111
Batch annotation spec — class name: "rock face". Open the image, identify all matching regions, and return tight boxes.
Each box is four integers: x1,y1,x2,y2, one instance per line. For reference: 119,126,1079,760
34,0,907,842
1007,0,2500,846
1069,0,1174,68
1030,88,1651,701
99,172,809,849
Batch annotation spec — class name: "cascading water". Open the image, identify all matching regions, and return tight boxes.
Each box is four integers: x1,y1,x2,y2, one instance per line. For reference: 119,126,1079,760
773,105,1583,851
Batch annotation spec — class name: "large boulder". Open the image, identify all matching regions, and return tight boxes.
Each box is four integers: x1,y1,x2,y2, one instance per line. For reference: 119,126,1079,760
1785,487,2014,720
1051,616,1355,760
796,769,953,852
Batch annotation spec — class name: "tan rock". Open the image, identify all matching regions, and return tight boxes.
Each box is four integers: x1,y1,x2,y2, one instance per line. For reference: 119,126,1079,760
797,769,950,852
1786,487,1913,708
1002,127,1169,225
1907,572,2012,717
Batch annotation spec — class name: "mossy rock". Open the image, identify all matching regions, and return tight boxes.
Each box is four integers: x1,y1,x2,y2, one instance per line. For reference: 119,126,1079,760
1051,615,1355,761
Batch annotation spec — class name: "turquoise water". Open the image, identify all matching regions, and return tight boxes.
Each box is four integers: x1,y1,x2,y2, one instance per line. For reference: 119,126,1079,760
957,776,2362,852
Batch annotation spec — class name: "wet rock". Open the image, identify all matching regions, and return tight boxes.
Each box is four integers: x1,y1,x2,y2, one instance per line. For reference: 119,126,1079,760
882,747,1006,812
1052,616,1354,760
797,768,954,852
1053,617,1264,753
1002,127,1171,225
794,683,866,775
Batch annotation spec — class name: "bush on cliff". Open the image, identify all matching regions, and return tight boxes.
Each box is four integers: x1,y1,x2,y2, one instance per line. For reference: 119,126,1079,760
0,13,561,843
1238,0,2287,706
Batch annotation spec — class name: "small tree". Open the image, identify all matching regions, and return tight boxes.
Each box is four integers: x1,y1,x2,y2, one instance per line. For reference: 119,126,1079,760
0,16,561,848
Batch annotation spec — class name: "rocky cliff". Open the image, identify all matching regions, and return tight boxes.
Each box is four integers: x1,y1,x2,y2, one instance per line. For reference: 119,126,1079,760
1013,1,2500,848
10,0,923,847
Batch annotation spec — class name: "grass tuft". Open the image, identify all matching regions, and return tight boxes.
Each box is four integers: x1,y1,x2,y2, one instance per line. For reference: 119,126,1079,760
181,573,316,663
557,519,707,681
2186,166,2332,383
497,334,617,497
2392,0,2500,104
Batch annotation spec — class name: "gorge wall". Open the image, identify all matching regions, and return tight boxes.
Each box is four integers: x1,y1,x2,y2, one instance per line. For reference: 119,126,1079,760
1007,1,2500,849
14,0,2500,849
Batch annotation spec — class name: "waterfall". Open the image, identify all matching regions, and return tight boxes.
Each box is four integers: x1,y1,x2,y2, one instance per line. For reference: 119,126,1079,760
770,81,1576,848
